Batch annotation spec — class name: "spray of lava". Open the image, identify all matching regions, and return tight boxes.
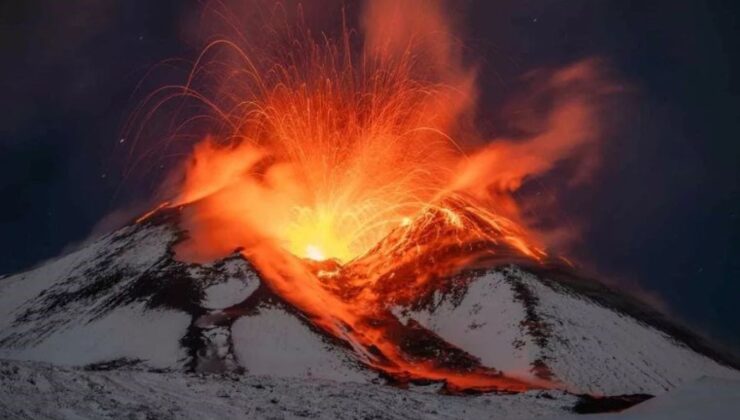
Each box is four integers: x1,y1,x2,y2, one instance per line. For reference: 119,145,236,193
130,0,615,392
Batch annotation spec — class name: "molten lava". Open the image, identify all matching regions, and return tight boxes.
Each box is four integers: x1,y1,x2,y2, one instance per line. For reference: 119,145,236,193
132,0,614,393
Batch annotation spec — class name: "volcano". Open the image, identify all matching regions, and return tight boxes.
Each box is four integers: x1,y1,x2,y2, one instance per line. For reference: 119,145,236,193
2,2,740,416
1,205,738,418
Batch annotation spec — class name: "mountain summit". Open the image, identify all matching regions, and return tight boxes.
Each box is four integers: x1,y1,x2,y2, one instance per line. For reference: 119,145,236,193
1,206,737,416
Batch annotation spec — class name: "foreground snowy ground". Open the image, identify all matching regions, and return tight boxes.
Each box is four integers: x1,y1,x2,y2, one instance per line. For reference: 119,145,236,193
2,361,739,419
0,359,577,420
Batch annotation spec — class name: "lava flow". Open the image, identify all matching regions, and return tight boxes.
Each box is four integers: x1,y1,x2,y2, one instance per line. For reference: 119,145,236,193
131,0,613,393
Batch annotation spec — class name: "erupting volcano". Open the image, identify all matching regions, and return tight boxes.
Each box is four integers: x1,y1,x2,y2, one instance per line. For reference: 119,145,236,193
127,0,613,392
2,1,739,418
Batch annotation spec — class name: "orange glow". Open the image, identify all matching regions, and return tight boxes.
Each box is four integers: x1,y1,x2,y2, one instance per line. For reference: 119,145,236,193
134,0,614,393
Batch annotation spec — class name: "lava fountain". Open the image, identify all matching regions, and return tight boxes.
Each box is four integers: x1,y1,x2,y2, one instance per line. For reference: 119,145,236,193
129,0,615,393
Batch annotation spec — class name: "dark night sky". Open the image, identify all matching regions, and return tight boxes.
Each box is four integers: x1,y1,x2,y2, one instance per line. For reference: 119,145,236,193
1,1,738,349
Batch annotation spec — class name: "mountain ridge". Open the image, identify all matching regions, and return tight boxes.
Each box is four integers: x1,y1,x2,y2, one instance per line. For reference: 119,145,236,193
0,205,737,400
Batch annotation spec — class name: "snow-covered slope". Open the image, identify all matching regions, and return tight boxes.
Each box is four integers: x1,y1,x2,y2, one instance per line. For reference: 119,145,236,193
231,306,373,382
0,220,190,368
0,210,374,382
397,267,739,395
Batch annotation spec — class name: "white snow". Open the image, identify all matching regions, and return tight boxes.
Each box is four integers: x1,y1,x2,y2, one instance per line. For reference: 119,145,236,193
518,269,740,395
0,303,189,369
396,272,541,381
0,223,173,331
0,358,579,420
231,306,374,383
398,267,739,395
0,223,187,369
201,267,259,309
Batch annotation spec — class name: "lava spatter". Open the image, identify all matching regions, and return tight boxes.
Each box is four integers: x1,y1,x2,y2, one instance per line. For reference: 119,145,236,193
129,0,614,393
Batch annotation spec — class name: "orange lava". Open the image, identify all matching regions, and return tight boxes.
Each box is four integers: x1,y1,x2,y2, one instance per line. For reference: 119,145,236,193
132,0,614,393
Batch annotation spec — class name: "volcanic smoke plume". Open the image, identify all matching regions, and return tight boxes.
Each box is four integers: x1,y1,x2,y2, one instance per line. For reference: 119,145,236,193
129,0,616,392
